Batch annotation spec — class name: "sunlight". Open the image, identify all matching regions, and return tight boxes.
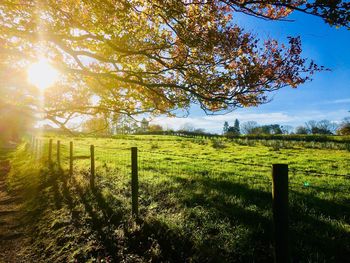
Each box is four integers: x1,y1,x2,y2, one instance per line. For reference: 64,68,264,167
27,59,59,90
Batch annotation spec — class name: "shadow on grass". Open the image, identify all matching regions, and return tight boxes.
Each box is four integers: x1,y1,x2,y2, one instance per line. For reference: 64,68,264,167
139,175,350,262
288,190,350,262
161,176,274,262
20,162,350,263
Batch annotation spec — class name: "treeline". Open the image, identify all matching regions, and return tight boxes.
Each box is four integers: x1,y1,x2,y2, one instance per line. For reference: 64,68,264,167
134,130,350,143
223,118,350,136
227,134,350,143
41,115,350,140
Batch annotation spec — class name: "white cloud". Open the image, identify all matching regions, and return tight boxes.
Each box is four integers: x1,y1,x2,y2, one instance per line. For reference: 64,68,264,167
316,98,350,105
332,98,350,104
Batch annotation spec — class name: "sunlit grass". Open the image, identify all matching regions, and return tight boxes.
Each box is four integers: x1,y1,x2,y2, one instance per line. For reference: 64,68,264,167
7,135,350,262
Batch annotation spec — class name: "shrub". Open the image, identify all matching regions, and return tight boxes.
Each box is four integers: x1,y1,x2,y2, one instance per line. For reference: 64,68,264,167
212,139,226,149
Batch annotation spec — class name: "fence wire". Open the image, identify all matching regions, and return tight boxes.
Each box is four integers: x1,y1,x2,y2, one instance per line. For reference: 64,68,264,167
27,137,350,213
95,147,131,192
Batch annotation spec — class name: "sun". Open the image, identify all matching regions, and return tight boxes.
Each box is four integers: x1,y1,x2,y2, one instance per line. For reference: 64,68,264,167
27,59,59,90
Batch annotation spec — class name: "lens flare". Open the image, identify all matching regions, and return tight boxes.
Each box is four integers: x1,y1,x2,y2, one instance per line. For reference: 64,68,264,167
27,59,59,90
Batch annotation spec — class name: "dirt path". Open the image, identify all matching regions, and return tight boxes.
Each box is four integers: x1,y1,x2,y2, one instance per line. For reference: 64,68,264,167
0,148,32,263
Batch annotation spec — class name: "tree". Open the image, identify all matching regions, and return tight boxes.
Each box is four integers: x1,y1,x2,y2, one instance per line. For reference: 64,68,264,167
227,126,240,136
149,124,163,132
193,128,206,134
229,1,350,28
337,117,350,135
226,119,240,136
233,119,241,135
140,118,150,132
305,120,337,134
130,122,140,134
241,121,259,135
305,120,318,134
317,119,338,134
180,123,195,132
82,116,112,135
223,121,229,135
338,126,350,135
270,124,283,135
1,0,342,130
281,125,294,135
113,114,136,134
249,124,282,135
295,126,309,134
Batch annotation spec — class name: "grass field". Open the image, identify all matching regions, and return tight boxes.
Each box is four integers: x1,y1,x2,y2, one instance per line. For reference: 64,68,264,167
7,135,350,262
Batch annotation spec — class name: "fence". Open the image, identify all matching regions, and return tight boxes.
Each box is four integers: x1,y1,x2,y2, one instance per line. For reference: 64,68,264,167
27,136,350,263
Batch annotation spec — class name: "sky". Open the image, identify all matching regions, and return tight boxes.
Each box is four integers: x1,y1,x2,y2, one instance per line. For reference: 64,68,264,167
151,11,350,134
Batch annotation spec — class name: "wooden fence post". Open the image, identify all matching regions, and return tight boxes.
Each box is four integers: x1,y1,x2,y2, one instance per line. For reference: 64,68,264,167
69,141,73,177
131,147,139,218
90,145,95,189
272,164,289,263
48,139,53,165
57,140,61,166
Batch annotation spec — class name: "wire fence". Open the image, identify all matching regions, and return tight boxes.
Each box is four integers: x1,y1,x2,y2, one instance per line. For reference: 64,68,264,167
24,135,350,261
27,136,350,206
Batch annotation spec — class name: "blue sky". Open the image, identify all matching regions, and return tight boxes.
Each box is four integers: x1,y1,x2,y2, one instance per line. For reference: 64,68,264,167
152,11,350,133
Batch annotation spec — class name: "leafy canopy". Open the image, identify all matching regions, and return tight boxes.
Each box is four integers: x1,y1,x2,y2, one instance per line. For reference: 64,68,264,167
1,0,348,129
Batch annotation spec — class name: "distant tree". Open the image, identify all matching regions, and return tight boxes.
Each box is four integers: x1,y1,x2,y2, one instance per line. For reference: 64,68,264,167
113,115,136,134
305,120,337,134
317,120,338,134
110,113,130,134
180,123,195,132
241,121,259,135
82,116,111,135
305,120,318,134
140,118,150,132
337,117,350,135
281,125,294,135
234,119,241,135
249,124,282,135
337,125,350,135
250,126,262,135
227,126,239,136
123,124,132,134
130,122,140,134
295,126,309,134
269,124,283,134
149,124,163,132
193,128,206,134
223,122,229,135
226,119,241,136
110,113,120,134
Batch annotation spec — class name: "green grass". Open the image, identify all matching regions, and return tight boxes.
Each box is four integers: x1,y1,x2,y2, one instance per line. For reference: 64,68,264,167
7,135,350,262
